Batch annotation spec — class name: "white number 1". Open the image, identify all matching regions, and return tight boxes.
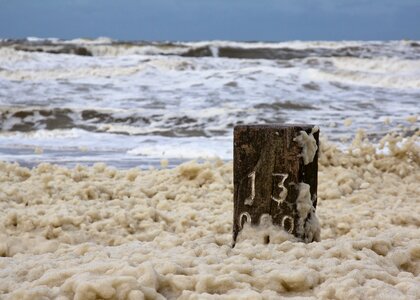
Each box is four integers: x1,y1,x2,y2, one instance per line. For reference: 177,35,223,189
244,170,256,206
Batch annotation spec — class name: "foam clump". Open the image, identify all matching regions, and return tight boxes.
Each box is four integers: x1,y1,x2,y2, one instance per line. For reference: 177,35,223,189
0,129,419,299
294,126,319,165
236,214,297,245
296,182,321,242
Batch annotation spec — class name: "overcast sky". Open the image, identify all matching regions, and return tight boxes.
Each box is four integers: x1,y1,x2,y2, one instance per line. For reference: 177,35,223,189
0,0,419,41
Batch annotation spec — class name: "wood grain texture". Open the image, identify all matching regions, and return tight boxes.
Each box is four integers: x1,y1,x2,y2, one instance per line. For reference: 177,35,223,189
233,124,319,246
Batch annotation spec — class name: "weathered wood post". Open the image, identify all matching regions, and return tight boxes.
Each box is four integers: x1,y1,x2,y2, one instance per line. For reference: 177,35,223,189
233,124,320,246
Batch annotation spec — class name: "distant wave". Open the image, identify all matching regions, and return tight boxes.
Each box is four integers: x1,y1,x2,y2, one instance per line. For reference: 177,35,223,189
1,38,419,60
0,106,225,137
0,101,318,137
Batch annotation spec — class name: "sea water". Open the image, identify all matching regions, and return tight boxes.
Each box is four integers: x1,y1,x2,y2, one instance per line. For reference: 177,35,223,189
0,38,419,168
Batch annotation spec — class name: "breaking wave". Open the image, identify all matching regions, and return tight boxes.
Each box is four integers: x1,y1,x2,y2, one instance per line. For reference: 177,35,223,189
1,39,419,60
0,37,419,167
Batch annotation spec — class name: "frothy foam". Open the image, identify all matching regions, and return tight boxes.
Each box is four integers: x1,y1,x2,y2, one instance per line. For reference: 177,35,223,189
0,131,419,298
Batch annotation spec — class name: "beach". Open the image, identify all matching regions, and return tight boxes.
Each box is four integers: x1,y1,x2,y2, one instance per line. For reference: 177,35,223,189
0,129,419,299
0,38,419,299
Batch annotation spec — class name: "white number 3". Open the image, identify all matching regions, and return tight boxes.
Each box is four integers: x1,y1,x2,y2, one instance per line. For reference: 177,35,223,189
271,173,288,206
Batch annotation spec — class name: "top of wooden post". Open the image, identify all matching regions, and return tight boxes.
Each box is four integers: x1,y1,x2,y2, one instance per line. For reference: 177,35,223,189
235,123,316,129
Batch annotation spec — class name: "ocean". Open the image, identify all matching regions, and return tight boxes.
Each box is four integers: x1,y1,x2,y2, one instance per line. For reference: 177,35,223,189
0,38,419,168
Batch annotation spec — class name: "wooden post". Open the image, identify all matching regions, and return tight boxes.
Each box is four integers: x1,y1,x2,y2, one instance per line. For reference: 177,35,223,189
233,124,319,246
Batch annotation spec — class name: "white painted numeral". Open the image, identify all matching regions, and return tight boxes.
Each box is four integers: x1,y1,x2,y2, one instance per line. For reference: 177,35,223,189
244,170,256,206
271,173,288,206
282,215,294,233
239,212,251,229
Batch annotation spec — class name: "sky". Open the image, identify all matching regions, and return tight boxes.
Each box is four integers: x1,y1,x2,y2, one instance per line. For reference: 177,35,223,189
0,0,419,41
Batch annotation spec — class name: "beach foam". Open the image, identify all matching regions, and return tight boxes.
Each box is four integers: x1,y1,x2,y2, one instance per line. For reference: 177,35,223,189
0,130,419,299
